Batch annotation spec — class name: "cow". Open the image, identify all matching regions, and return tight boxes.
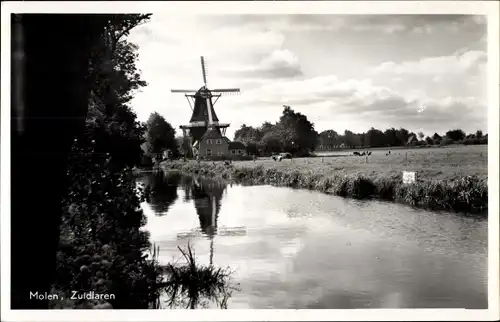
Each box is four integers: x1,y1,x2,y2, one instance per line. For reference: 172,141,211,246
280,152,292,159
272,155,283,161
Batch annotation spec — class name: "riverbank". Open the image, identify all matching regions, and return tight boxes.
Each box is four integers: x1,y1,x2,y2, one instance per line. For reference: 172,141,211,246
162,155,488,216
50,140,165,309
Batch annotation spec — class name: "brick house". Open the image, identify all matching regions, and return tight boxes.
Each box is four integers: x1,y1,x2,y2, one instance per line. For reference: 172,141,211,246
193,127,247,159
196,127,229,158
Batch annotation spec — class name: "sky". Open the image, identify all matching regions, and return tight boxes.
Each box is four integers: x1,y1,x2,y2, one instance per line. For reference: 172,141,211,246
127,14,487,140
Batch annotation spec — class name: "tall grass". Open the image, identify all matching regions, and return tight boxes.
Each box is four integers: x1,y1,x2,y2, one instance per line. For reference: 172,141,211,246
160,242,239,309
163,162,488,216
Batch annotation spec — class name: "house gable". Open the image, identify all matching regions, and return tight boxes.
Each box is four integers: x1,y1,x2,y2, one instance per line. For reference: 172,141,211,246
199,128,229,158
407,135,418,144
201,127,224,141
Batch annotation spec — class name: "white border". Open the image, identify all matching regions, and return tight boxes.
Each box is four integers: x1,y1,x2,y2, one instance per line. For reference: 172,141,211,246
1,1,499,321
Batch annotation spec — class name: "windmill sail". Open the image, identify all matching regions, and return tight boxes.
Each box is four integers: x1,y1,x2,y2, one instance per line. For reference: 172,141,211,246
201,56,208,87
212,89,240,93
171,89,198,93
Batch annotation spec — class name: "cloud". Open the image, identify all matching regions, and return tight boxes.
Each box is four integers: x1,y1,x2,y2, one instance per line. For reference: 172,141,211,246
368,50,487,106
370,50,486,76
222,49,303,80
200,14,486,35
226,71,487,136
127,14,488,139
128,15,287,72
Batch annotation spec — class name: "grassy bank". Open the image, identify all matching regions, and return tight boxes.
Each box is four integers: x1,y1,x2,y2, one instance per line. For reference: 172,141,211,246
162,147,488,216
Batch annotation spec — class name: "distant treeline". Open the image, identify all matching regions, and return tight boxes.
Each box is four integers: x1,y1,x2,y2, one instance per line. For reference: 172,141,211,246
233,106,487,155
315,128,488,150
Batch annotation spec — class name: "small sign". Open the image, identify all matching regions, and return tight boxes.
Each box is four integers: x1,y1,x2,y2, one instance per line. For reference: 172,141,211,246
402,171,416,184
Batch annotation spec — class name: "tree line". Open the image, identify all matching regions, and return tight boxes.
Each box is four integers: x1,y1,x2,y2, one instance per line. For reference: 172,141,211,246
316,127,487,150
141,104,487,161
233,105,487,155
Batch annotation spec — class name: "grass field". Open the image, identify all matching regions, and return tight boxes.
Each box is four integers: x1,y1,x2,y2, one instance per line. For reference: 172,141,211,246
249,145,488,182
163,145,488,215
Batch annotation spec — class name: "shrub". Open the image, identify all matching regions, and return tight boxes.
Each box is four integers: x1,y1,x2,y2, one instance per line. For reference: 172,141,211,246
53,139,164,309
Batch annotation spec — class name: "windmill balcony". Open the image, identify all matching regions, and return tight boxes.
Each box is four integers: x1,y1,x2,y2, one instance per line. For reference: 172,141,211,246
180,122,230,129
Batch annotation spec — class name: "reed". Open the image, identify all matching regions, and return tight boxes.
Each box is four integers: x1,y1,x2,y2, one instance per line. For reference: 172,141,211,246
162,242,239,309
163,161,488,216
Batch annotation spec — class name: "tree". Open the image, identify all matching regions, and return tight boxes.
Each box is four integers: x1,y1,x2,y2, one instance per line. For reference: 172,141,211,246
260,122,274,134
418,131,425,140
440,135,454,145
245,142,260,155
432,132,442,144
396,128,410,146
88,15,152,116
79,14,152,169
11,14,161,310
261,132,282,154
343,130,356,148
425,136,434,145
278,105,319,155
145,112,177,157
319,130,339,150
476,130,483,139
234,124,262,144
445,129,466,142
365,127,386,147
383,128,399,147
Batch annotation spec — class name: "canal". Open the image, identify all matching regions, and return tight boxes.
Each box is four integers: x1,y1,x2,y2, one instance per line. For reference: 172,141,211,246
138,170,487,309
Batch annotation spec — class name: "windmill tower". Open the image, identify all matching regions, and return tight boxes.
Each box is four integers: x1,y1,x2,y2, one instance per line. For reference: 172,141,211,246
172,57,240,158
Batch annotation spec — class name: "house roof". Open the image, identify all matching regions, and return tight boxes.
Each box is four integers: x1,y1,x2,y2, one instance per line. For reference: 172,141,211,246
407,135,417,144
228,141,246,150
222,136,231,144
201,127,224,140
201,128,222,140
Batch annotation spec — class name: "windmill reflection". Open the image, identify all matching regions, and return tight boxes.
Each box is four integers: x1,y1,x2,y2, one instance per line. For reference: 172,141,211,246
142,171,246,267
142,173,243,309
178,176,225,266
176,176,246,266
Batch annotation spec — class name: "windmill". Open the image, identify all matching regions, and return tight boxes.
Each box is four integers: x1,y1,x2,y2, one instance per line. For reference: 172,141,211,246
172,56,240,158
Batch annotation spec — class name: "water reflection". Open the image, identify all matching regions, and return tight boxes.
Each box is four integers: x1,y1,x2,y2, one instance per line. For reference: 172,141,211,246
140,171,180,215
140,171,487,309
141,172,242,308
191,177,225,237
